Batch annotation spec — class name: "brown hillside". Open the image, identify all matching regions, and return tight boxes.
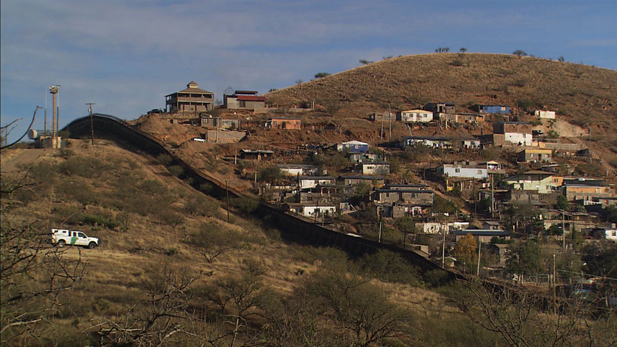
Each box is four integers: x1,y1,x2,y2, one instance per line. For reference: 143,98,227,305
267,53,617,131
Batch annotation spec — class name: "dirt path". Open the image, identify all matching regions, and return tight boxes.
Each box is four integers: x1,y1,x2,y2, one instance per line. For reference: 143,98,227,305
1,148,54,173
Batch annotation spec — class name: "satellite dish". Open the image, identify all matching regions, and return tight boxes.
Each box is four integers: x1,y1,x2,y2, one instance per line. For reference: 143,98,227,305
27,129,38,140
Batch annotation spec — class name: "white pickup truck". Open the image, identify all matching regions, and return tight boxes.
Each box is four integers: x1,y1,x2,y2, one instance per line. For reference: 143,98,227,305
51,229,99,249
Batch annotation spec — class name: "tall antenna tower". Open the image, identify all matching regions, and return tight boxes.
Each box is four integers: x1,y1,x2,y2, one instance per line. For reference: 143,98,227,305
49,85,59,139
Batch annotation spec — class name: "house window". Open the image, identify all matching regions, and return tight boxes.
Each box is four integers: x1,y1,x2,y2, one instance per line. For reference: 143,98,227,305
477,170,483,174
455,168,461,173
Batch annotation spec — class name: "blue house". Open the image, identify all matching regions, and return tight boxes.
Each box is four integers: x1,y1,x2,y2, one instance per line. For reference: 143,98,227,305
474,104,511,114
336,141,369,153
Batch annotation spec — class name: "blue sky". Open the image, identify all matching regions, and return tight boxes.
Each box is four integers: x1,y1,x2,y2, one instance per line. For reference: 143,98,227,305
2,0,616,143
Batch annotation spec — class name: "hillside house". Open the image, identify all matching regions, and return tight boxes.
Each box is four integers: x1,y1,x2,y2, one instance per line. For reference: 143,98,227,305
562,178,615,203
402,136,480,150
372,202,427,218
296,191,336,205
284,203,337,218
339,175,385,187
424,102,455,114
297,176,336,189
197,115,240,129
166,81,215,114
518,148,553,163
418,222,470,234
224,90,266,110
240,149,274,160
437,113,485,124
474,104,511,114
369,112,395,122
277,164,319,176
402,136,452,149
535,110,556,119
453,229,510,243
336,141,369,153
397,109,434,123
493,121,533,146
504,170,562,194
348,152,381,163
265,117,301,130
591,227,617,241
384,183,430,191
371,188,434,206
361,162,390,175
437,162,489,179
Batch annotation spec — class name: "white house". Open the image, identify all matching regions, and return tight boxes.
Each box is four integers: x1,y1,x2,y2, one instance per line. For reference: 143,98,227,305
361,162,390,175
297,176,336,189
285,203,337,218
493,122,533,146
277,164,319,176
437,162,488,179
534,110,556,119
397,109,434,123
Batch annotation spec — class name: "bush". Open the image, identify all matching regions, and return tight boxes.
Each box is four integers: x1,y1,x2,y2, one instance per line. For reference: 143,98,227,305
184,194,220,217
359,250,421,285
156,154,173,166
158,210,185,227
167,165,184,177
230,197,260,214
81,213,120,229
58,156,113,179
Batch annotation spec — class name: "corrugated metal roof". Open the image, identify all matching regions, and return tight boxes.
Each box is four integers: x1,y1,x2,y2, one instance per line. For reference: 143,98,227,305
237,95,266,101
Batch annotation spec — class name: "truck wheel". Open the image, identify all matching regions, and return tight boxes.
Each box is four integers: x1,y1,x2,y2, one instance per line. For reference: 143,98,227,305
57,240,66,248
88,242,97,249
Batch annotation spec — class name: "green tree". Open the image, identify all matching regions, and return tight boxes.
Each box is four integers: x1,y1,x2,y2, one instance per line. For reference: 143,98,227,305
556,195,570,211
395,215,416,247
258,166,282,184
506,239,544,282
513,50,528,57
314,72,331,79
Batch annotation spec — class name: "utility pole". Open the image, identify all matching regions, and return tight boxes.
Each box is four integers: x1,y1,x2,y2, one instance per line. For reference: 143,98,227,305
49,86,59,141
477,240,482,276
388,104,392,141
442,221,447,267
553,254,557,314
86,103,95,146
562,210,566,249
491,173,495,219
226,180,230,223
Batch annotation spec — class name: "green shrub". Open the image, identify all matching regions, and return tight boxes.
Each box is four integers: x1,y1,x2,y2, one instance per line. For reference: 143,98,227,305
158,209,184,227
184,194,220,217
156,153,173,166
167,165,184,177
359,250,421,285
230,197,259,214
80,213,120,229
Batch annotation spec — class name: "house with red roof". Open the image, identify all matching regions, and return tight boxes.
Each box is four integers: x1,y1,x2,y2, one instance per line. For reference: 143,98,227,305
224,90,267,110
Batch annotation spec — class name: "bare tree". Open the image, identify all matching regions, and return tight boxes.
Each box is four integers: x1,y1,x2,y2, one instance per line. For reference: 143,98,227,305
455,280,617,347
191,225,242,263
95,264,199,346
1,169,86,344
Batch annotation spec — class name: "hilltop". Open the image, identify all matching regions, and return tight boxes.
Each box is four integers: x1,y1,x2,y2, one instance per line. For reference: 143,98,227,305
268,53,616,127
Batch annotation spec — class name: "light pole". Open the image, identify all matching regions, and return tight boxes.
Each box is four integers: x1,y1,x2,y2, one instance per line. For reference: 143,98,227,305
86,103,95,146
